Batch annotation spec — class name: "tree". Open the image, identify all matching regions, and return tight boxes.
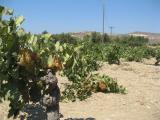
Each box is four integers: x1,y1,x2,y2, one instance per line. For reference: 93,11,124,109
90,32,102,43
103,33,110,43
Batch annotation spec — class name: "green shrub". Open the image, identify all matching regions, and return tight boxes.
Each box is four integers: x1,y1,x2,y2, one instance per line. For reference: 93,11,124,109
143,47,156,59
155,48,160,65
95,75,127,93
105,44,121,65
116,36,148,47
90,32,102,43
83,32,110,44
51,33,78,44
124,47,144,62
61,74,126,101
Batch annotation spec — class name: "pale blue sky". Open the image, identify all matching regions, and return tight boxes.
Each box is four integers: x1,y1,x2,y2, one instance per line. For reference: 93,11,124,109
0,0,160,34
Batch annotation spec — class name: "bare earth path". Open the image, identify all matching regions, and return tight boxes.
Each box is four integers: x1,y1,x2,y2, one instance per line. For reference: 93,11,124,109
60,60,160,120
0,60,160,120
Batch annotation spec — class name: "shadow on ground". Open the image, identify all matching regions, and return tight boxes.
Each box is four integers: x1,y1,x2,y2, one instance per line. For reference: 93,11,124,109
21,104,96,120
21,104,47,120
64,118,96,120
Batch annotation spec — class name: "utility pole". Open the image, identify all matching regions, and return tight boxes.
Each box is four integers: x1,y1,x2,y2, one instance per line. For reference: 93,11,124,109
109,26,114,36
102,0,105,43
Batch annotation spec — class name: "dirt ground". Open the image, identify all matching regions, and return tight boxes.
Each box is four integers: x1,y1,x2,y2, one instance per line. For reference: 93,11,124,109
0,59,160,120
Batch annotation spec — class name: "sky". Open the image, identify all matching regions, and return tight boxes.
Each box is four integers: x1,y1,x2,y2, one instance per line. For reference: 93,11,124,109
0,0,160,34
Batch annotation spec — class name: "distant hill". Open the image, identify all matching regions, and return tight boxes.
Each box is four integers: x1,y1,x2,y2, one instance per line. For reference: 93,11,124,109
128,32,160,45
68,31,160,45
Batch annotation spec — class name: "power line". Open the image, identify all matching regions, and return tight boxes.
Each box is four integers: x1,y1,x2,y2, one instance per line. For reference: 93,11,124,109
109,26,114,35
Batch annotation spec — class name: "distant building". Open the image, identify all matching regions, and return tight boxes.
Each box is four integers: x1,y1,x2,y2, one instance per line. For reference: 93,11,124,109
128,32,148,38
128,32,160,45
69,31,94,39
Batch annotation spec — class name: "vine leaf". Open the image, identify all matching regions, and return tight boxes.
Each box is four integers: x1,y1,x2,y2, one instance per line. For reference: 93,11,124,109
0,6,13,16
15,16,24,27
